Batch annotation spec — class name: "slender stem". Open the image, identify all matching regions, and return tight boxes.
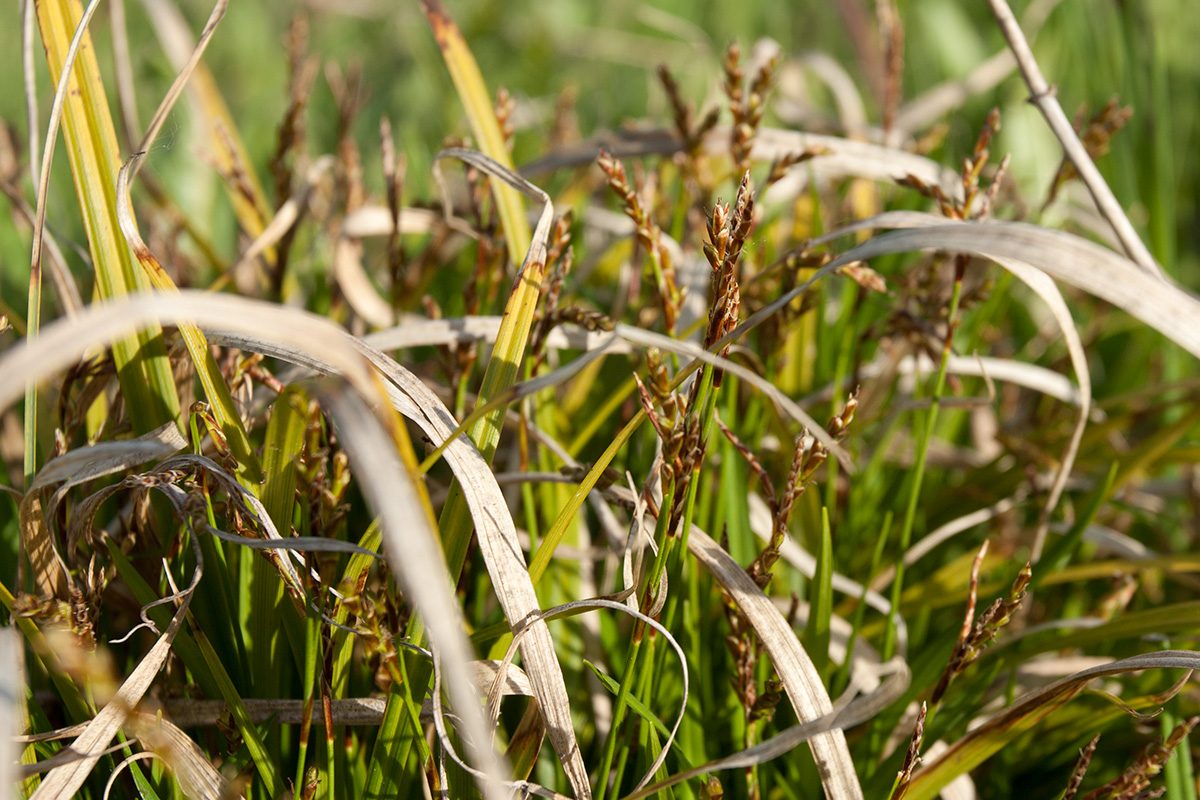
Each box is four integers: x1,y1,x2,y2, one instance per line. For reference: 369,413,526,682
986,0,1162,278
883,277,964,660
595,481,675,800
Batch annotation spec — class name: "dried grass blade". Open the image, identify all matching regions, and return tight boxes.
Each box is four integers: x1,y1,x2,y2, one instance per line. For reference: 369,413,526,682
420,2,531,263
29,575,196,800
34,0,179,435
820,220,1200,355
687,525,864,800
1,628,22,796
233,156,335,285
19,422,186,597
125,713,230,800
318,386,510,800
905,651,1200,800
116,154,263,485
811,211,1091,557
31,423,186,494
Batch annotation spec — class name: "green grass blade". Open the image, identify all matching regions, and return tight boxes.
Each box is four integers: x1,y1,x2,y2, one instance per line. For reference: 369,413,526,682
36,0,179,434
803,507,834,679
250,385,308,694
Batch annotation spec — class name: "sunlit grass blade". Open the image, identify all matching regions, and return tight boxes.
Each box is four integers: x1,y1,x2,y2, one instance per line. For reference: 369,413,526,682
804,507,834,679
105,541,285,799
35,0,180,435
420,0,530,264
905,652,1200,800
250,385,308,695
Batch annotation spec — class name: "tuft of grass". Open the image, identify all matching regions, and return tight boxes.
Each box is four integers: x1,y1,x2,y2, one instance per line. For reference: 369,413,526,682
3,1,1200,799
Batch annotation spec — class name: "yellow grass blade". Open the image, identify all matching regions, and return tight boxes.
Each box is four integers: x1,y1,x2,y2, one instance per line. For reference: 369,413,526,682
35,0,180,432
420,0,530,263
116,155,263,485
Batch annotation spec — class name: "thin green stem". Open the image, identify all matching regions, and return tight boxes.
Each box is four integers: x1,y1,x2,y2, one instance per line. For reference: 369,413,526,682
883,278,965,661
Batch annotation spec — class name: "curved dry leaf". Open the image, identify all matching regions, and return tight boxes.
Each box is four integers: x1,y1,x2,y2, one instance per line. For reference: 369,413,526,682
367,315,634,355
29,556,198,800
0,628,20,795
342,204,442,237
815,218,1200,355
0,293,380,416
434,146,553,276
421,151,594,800
125,713,231,800
334,235,394,328
907,650,1200,800
614,324,853,470
313,385,511,800
32,423,186,493
489,596,688,793
190,302,588,796
686,524,864,800
20,422,188,590
27,0,109,318
810,211,1094,557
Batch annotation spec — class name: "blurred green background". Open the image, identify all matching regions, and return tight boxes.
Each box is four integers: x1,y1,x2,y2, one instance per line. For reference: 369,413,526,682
1,0,1196,289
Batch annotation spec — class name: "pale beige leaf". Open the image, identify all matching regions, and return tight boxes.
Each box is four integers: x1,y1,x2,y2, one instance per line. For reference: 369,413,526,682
686,525,863,800
0,628,21,797
125,713,231,800
811,211,1094,557
320,386,509,800
30,578,194,799
211,327,591,797
367,315,634,355
32,422,185,493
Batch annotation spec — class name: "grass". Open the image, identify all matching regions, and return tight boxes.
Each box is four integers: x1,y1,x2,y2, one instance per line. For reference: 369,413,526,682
3,0,1200,799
